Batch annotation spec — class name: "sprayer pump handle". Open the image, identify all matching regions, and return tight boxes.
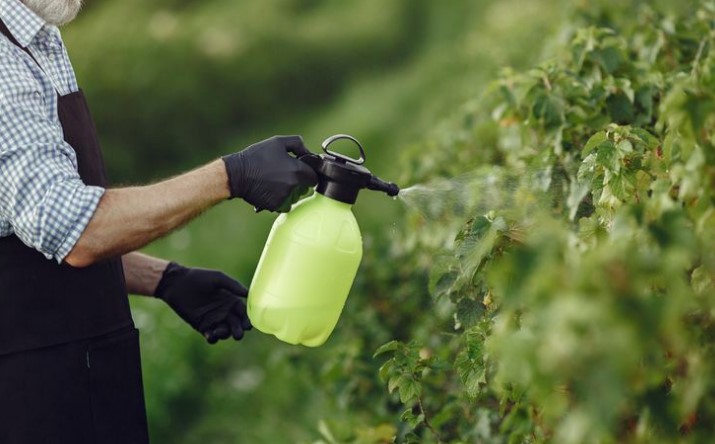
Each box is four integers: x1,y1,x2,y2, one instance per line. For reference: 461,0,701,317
321,134,366,165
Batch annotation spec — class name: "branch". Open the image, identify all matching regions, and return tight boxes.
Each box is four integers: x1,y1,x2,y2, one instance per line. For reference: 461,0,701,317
418,396,444,443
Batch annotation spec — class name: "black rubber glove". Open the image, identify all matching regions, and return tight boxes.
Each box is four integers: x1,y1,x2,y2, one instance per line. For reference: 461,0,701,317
222,135,319,212
154,262,252,344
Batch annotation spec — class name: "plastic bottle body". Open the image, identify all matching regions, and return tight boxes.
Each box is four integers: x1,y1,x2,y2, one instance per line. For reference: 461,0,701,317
247,193,362,346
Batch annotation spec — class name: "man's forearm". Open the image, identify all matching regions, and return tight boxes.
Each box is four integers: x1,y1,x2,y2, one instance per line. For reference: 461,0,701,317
65,160,230,267
122,252,169,296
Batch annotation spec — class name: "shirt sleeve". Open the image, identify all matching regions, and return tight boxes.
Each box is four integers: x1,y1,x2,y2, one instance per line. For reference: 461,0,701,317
0,45,104,263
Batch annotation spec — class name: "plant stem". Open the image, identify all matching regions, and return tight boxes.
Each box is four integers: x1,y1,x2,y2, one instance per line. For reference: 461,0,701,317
418,396,444,443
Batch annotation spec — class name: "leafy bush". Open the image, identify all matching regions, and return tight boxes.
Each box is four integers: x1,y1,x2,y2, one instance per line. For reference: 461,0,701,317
367,1,715,442
80,0,565,442
63,0,715,441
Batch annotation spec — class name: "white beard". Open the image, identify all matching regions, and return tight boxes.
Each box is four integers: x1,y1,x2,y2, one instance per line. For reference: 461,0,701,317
21,0,83,27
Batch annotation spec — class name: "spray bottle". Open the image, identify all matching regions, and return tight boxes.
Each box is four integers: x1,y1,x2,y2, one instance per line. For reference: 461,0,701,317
247,134,399,346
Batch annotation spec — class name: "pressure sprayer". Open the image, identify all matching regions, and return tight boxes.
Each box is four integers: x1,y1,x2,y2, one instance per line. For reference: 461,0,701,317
247,134,400,346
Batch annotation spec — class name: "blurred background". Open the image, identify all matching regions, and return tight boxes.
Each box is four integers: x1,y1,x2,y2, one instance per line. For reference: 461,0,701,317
65,0,568,442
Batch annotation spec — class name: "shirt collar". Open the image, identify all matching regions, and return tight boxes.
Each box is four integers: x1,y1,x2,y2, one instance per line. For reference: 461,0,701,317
0,0,48,48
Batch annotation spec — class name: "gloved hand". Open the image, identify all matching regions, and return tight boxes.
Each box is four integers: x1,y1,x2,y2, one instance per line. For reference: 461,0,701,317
223,135,319,212
154,262,252,343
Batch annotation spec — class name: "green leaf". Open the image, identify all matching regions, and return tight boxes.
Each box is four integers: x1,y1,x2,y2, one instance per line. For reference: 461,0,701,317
684,90,715,134
456,350,487,399
388,374,405,394
401,408,425,429
595,141,618,171
433,270,458,298
374,340,401,358
607,92,635,124
608,172,635,200
455,298,487,329
630,127,660,149
379,360,395,382
578,215,604,241
469,216,493,240
615,78,635,103
596,46,623,73
582,131,608,156
634,85,655,125
398,377,422,403
532,93,564,129
429,255,460,299
616,139,633,155
577,153,598,182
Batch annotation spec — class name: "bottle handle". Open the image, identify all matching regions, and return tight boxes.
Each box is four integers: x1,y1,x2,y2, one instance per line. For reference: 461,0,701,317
321,134,366,165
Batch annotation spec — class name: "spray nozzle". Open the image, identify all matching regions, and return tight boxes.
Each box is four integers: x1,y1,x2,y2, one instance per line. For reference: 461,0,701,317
367,176,400,197
298,134,400,204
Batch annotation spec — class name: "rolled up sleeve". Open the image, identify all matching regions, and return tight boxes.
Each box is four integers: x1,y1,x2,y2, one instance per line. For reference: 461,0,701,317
0,50,104,263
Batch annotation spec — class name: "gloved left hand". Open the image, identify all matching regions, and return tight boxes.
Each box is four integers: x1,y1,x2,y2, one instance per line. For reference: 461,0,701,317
154,262,252,343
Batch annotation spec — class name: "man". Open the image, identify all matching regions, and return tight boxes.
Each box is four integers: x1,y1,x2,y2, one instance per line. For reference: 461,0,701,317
0,0,318,442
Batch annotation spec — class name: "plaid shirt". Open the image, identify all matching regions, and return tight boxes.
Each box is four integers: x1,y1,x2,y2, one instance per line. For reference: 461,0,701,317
0,0,104,263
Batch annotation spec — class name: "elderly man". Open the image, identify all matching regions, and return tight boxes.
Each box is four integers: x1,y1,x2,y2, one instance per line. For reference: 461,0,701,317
0,0,318,442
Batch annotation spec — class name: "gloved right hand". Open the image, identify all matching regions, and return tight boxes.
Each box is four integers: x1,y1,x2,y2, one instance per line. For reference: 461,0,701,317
222,135,319,212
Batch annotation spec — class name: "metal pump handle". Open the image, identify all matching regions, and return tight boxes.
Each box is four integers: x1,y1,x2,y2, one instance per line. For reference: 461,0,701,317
321,134,366,165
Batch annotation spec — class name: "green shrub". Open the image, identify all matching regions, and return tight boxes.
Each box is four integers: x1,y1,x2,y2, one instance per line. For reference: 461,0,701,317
369,1,715,442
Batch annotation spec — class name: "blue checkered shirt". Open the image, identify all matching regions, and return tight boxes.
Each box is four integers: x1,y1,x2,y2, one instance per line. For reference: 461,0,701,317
0,0,104,263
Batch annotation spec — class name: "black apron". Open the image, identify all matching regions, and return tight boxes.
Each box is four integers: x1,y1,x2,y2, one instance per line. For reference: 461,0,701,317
0,20,149,443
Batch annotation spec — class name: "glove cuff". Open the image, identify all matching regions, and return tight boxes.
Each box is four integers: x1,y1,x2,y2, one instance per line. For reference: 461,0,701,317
221,152,246,200
154,261,188,299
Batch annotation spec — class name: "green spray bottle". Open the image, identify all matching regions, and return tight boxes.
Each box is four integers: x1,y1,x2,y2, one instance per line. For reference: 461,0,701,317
247,135,399,346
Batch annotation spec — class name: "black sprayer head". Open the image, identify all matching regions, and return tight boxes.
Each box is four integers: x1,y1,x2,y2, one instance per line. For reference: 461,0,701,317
367,176,400,197
299,134,400,205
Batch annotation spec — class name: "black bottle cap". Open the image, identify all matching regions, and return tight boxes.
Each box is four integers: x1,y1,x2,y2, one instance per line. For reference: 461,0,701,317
299,135,400,205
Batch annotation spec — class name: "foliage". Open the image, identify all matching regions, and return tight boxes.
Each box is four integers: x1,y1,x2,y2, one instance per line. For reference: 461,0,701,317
370,0,715,442
64,0,715,442
85,0,565,442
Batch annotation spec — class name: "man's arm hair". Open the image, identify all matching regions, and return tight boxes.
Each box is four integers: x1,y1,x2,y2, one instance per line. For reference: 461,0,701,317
122,252,170,297
65,159,229,267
